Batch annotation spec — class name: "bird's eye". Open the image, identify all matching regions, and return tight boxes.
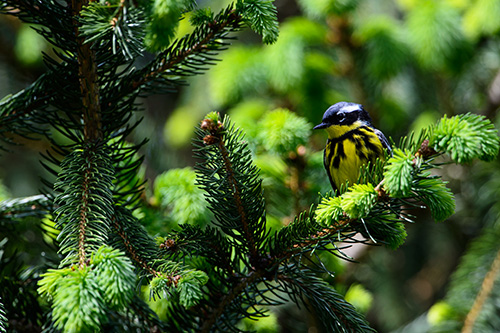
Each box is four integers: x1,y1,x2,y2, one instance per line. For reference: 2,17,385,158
337,112,346,123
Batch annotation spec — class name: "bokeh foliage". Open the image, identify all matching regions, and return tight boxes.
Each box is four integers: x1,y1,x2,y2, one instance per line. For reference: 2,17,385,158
1,0,500,332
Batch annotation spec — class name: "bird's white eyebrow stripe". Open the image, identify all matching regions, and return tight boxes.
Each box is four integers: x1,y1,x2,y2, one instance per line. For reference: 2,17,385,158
340,104,361,113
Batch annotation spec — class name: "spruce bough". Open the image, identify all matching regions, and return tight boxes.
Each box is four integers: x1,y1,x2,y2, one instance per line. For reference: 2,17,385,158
0,0,499,331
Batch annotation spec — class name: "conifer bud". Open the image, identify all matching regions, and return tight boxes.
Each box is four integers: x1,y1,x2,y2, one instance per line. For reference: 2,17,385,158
200,118,213,130
203,135,218,145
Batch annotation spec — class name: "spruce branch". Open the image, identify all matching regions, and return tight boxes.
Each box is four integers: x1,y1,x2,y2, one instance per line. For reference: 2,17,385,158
0,0,75,48
110,207,160,277
277,269,375,332
54,141,115,267
128,4,243,93
309,114,499,254
111,209,195,302
236,0,279,44
430,113,499,163
0,78,54,150
190,113,376,330
199,269,265,333
38,245,136,331
168,225,235,275
80,0,146,60
0,194,52,221
195,113,268,266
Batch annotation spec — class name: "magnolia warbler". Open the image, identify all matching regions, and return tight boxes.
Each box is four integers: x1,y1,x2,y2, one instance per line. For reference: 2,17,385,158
314,102,391,192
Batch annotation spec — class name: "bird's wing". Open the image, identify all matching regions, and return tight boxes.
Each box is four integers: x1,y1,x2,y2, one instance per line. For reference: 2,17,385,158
374,128,392,154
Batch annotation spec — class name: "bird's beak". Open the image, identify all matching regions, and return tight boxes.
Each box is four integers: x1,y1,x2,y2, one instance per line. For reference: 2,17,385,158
313,123,328,130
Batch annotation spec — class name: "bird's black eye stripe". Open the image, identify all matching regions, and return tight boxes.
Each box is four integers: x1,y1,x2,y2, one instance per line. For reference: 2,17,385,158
324,110,349,123
340,110,359,125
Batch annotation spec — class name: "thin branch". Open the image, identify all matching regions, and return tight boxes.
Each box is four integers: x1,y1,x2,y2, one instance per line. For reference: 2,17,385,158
77,150,92,268
200,269,265,333
217,136,259,260
110,0,126,27
462,247,500,333
111,216,160,277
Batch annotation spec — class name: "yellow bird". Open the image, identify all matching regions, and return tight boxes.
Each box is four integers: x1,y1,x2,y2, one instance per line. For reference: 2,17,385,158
314,102,391,192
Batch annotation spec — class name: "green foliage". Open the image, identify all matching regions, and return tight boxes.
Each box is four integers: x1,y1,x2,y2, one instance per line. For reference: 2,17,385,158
329,0,358,14
177,270,209,308
209,17,326,108
91,246,136,309
289,269,374,332
228,99,269,139
154,167,210,226
53,143,115,265
405,0,470,71
345,284,373,315
14,25,45,66
383,148,414,197
297,0,358,17
340,183,378,219
204,111,220,123
463,0,500,40
239,311,279,332
363,213,407,250
194,115,267,250
39,266,106,332
190,8,214,26
263,18,326,93
145,0,191,52
80,2,146,59
164,106,200,148
147,259,208,309
210,46,267,106
315,189,407,250
430,113,500,163
412,174,455,222
0,0,265,326
3,0,500,331
427,301,454,327
38,246,136,332
315,195,343,227
236,0,279,44
355,17,409,80
257,108,311,154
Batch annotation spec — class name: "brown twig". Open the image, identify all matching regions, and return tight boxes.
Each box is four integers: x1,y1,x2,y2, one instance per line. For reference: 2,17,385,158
200,269,264,333
112,217,160,277
72,0,103,142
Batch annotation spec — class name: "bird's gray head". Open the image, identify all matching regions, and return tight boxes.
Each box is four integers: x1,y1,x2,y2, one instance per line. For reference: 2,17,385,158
313,102,372,130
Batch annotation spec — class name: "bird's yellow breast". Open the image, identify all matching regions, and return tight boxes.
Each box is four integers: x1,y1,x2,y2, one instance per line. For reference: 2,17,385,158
324,121,384,190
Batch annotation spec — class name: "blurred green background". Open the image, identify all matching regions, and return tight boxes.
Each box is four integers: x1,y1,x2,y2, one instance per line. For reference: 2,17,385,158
1,0,500,331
